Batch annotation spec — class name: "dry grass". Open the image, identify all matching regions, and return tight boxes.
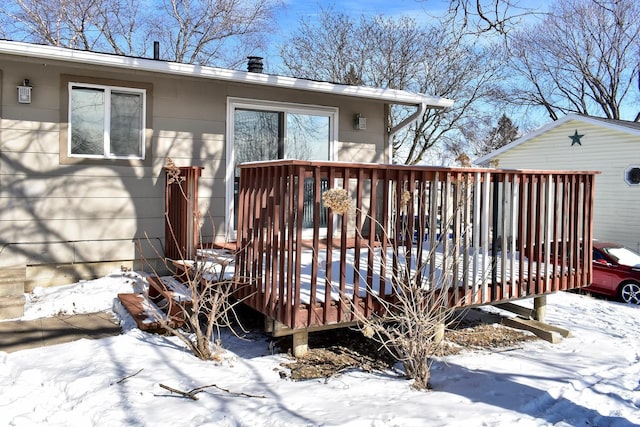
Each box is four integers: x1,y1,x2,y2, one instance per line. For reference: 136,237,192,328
277,309,538,381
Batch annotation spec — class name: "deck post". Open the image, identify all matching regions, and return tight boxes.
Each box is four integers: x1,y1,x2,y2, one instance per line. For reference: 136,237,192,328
434,319,445,345
433,306,446,345
264,317,273,334
292,330,309,358
533,295,547,322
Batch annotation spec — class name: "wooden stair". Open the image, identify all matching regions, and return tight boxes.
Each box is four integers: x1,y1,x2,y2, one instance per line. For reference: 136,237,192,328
117,249,235,333
118,275,192,333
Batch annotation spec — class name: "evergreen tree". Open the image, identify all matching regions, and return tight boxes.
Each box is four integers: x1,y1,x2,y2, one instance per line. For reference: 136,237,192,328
477,114,519,156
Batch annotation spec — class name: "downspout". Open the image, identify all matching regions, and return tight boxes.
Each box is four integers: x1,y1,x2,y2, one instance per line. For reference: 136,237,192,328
387,102,426,164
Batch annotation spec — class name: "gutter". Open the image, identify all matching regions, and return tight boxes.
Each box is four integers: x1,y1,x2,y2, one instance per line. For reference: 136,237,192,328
0,40,454,108
387,102,428,163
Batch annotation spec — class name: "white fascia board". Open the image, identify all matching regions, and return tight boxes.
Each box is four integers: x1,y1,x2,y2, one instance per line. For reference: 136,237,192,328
474,117,574,164
475,113,640,165
575,115,640,136
0,40,454,109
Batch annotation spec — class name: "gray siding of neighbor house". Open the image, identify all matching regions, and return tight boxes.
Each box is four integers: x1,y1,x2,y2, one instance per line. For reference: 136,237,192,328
489,119,640,252
0,53,388,289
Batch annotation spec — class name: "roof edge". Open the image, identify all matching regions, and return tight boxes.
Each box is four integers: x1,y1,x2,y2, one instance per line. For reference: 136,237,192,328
0,40,454,108
475,114,640,165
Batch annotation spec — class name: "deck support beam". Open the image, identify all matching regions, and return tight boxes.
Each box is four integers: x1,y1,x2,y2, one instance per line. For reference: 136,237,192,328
495,302,534,319
533,295,547,322
292,330,309,358
502,315,572,344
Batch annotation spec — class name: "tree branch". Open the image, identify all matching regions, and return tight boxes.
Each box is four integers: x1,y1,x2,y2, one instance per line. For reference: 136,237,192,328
158,383,266,400
114,368,144,384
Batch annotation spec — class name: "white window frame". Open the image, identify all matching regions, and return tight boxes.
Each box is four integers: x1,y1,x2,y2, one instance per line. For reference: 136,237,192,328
68,82,146,160
225,97,339,240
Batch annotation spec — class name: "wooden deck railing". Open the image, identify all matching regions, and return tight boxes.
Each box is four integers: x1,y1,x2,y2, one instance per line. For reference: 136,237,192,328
234,160,596,332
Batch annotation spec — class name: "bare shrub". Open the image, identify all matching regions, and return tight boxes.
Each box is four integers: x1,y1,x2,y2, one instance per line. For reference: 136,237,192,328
149,251,243,361
135,159,250,361
322,187,471,390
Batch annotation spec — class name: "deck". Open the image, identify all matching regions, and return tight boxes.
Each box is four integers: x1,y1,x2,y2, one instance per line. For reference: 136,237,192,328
230,161,596,334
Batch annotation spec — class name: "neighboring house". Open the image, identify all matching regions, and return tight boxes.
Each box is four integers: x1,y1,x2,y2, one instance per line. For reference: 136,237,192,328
476,113,640,252
0,40,453,317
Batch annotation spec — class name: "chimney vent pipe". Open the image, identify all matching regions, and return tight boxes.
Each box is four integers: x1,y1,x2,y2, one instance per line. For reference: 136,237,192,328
247,56,264,73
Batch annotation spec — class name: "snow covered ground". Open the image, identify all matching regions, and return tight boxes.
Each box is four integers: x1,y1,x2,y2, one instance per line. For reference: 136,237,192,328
1,270,639,426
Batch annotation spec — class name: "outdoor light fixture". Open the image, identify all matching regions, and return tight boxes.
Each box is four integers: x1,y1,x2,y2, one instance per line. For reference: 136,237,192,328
354,113,367,130
17,79,32,104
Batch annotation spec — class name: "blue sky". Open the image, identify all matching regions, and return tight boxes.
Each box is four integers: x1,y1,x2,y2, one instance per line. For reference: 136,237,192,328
273,0,449,36
276,0,447,21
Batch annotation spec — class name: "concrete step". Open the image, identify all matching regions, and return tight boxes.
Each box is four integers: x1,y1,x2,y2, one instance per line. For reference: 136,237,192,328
0,294,26,320
0,268,26,319
0,268,26,297
0,312,121,352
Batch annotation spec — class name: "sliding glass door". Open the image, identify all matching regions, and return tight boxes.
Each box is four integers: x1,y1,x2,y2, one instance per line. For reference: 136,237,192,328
227,99,337,238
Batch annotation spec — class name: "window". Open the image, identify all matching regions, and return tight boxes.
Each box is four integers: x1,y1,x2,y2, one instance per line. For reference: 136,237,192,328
68,83,146,159
233,109,332,165
625,166,640,186
226,98,338,236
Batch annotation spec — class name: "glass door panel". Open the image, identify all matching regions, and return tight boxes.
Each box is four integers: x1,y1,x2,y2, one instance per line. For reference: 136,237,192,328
286,114,329,160
230,102,335,238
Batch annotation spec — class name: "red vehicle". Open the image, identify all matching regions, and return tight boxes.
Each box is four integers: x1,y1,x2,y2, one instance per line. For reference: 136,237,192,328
586,241,640,305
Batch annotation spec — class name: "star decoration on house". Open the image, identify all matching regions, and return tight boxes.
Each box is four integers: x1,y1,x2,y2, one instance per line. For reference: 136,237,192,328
569,130,584,146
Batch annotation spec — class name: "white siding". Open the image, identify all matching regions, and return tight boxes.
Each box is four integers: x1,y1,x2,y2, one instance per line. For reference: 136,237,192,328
493,120,640,251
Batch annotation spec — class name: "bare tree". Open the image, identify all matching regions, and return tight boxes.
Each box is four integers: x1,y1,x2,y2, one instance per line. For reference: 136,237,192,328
281,10,430,100
94,0,147,56
396,26,503,165
502,0,640,121
279,7,504,166
440,0,539,34
0,0,281,66
152,0,279,67
0,0,104,50
280,10,363,84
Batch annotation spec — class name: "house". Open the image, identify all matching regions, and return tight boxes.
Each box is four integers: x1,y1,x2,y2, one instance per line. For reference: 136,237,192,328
475,114,640,252
0,40,454,318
